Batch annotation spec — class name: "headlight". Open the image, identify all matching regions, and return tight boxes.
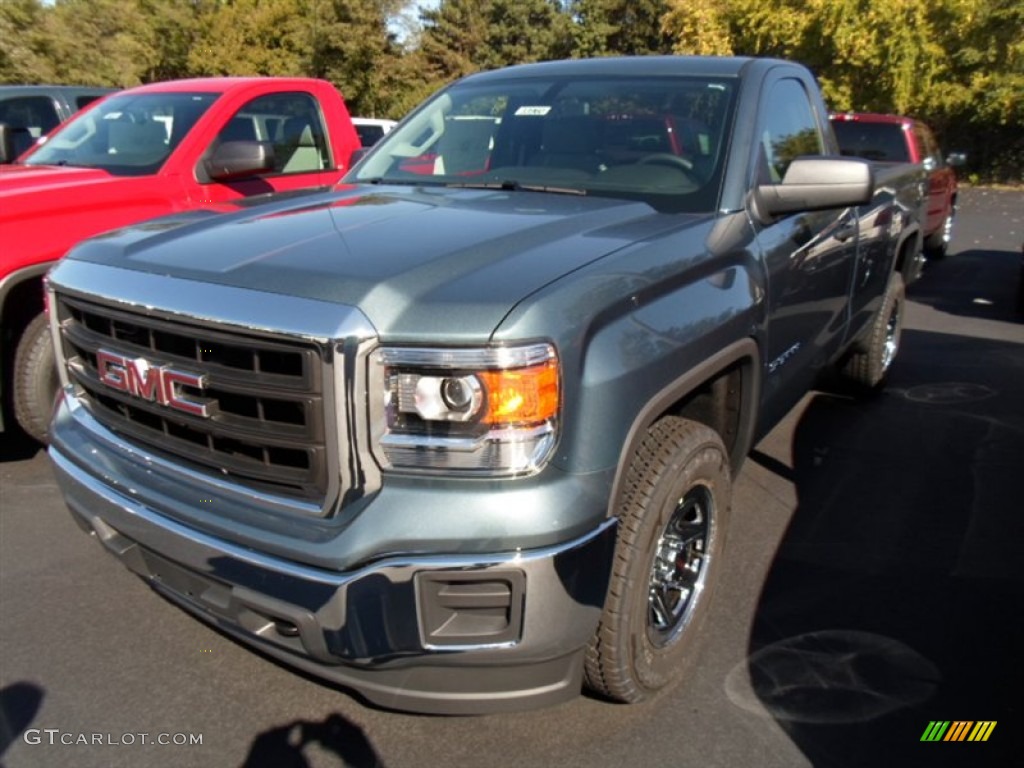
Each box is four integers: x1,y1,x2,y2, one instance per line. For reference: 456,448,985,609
370,343,559,475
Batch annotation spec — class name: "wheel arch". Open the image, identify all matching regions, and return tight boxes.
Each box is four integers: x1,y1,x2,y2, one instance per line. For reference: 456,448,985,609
892,223,923,284
605,337,761,519
0,262,51,339
1,262,53,431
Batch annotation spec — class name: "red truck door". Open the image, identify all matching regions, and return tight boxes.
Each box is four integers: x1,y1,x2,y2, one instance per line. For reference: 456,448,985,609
189,89,344,204
912,122,956,236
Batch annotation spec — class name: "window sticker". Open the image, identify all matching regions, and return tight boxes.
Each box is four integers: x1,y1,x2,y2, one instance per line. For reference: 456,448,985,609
514,106,552,117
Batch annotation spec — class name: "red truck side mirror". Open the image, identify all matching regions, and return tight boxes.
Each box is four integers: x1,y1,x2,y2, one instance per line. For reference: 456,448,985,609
204,140,276,182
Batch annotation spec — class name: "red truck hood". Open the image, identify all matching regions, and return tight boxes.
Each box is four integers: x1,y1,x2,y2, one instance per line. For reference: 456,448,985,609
0,163,116,195
1,164,183,271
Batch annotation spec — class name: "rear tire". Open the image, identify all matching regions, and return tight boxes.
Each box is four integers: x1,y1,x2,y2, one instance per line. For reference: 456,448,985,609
842,272,904,391
584,417,730,702
924,209,955,259
13,312,59,444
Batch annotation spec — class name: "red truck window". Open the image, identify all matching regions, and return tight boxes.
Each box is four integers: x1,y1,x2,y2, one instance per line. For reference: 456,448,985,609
832,121,911,163
213,92,331,176
24,92,219,175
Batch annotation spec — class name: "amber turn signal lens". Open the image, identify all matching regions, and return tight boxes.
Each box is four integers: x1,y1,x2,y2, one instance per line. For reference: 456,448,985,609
478,360,559,426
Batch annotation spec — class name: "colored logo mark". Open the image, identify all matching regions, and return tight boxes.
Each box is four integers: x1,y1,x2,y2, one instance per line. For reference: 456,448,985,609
921,721,997,742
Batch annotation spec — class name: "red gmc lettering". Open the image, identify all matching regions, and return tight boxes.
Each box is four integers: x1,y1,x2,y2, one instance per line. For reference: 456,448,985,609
96,350,209,417
161,370,209,417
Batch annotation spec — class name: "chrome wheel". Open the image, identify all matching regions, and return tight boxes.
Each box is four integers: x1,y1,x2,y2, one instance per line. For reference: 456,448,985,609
584,417,730,702
648,484,713,646
881,298,902,372
939,211,954,244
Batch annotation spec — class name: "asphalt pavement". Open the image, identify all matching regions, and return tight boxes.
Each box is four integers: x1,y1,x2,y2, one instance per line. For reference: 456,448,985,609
1,186,1021,768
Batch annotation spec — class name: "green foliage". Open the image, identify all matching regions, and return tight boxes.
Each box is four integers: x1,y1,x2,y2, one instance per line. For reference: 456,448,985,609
662,0,1023,182
0,0,57,83
418,0,572,84
568,0,674,57
0,0,1018,180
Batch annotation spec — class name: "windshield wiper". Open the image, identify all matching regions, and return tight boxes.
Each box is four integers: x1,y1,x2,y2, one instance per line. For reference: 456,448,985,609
361,177,446,187
446,179,587,196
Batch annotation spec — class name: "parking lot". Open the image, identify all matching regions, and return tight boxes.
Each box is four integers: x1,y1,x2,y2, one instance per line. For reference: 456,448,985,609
1,186,1021,768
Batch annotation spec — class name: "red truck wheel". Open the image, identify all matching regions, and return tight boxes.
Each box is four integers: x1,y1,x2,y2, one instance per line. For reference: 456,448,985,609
924,210,955,259
584,417,731,702
13,313,58,444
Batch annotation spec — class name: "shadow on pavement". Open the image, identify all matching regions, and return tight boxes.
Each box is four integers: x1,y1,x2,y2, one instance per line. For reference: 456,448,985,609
0,427,43,463
0,682,44,761
734,329,1023,766
241,712,385,768
912,247,1023,323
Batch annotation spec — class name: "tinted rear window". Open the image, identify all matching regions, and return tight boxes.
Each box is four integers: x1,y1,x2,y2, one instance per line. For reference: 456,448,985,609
832,121,910,163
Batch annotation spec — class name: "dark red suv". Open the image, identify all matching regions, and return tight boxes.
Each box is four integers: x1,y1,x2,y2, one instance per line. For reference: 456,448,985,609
831,112,965,258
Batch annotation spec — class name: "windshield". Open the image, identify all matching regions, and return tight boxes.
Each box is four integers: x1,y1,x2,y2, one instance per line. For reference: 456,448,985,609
25,91,220,175
349,74,736,213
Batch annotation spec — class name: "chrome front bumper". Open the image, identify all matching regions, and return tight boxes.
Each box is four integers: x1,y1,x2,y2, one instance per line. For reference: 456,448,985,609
50,437,617,714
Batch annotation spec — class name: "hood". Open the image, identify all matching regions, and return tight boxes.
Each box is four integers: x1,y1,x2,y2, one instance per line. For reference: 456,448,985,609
0,163,118,199
65,184,709,340
0,163,172,230
0,163,189,270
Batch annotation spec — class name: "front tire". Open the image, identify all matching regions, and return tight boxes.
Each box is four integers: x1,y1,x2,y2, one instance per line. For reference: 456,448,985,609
13,312,59,444
585,417,730,702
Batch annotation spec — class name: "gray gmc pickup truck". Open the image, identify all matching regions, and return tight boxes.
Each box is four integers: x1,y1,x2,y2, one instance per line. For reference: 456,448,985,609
46,57,921,713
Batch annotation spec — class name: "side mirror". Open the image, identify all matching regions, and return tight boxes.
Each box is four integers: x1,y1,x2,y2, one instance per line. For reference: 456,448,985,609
751,156,874,225
204,140,275,181
0,123,18,164
349,147,371,167
0,123,40,163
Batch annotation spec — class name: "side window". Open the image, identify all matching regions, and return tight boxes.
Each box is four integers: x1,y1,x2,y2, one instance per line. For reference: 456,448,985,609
0,96,61,136
214,92,330,175
0,96,61,158
758,79,824,183
75,95,104,110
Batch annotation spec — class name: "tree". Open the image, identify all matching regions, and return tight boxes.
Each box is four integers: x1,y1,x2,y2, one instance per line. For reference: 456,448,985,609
661,0,1024,181
0,0,57,83
569,0,674,57
419,0,494,82
419,0,572,84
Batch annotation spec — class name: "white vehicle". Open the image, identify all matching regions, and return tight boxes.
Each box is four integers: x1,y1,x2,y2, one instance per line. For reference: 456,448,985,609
352,117,396,147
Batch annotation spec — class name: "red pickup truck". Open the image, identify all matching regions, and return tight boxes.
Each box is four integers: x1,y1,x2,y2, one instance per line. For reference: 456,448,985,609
830,112,965,261
0,77,361,443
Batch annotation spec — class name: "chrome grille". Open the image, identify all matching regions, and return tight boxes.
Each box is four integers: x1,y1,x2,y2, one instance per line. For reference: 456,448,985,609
56,294,330,502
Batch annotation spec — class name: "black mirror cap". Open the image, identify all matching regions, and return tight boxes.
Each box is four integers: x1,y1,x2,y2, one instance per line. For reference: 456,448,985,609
348,146,371,168
947,152,967,168
0,123,14,164
204,140,275,182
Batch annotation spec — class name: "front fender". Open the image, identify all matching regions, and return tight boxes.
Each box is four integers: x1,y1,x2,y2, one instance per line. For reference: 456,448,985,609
494,213,763,478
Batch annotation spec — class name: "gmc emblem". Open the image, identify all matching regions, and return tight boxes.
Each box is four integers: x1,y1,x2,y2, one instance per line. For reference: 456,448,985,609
96,350,211,418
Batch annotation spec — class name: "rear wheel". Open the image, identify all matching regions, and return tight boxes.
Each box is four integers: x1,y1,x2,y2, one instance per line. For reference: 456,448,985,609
924,208,955,259
842,272,904,390
585,417,730,702
13,312,59,444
